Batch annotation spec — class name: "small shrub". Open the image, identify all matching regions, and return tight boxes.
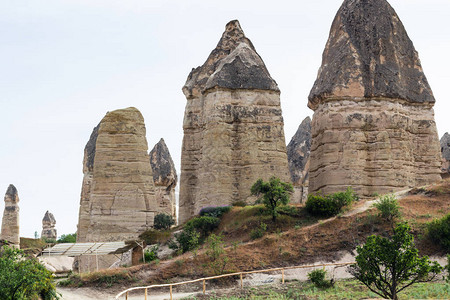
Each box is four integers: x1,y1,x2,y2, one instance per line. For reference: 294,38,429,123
143,245,158,263
427,213,450,252
154,213,175,230
232,200,247,207
373,194,401,224
139,229,171,245
185,216,220,238
205,234,229,275
250,222,267,240
175,229,200,253
308,269,333,289
199,206,231,218
277,205,300,217
306,187,357,217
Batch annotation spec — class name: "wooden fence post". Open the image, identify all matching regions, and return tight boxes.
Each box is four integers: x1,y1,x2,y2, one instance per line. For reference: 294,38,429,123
170,285,173,300
282,269,285,284
240,273,243,289
125,291,128,300
203,279,206,295
145,288,148,300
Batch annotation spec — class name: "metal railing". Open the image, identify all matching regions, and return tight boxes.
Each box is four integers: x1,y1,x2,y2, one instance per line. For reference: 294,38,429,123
115,261,354,299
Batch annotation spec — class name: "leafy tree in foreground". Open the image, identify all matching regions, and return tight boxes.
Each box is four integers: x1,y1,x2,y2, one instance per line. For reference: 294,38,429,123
0,246,59,300
153,213,175,230
251,177,293,222
348,223,442,300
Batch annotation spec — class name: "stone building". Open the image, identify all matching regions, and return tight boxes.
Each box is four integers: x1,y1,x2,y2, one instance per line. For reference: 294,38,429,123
149,138,177,219
41,211,57,240
308,0,442,197
179,20,290,224
1,184,20,248
287,117,311,203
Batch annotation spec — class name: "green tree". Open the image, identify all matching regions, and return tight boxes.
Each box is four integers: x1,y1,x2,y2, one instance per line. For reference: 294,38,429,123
348,223,442,300
0,246,59,300
205,234,229,275
251,177,293,221
153,213,175,230
57,233,76,243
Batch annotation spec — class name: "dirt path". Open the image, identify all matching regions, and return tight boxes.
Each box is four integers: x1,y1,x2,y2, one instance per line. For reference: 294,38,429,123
58,287,195,300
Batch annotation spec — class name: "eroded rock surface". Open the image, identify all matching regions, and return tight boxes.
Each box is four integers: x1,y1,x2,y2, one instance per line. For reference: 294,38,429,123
150,138,177,218
287,117,311,203
441,133,450,173
76,107,157,243
1,185,20,248
308,0,441,197
41,211,57,240
179,20,289,223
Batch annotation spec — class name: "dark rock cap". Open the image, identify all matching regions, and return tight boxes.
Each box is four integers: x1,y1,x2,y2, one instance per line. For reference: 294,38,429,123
287,117,311,184
308,0,434,109
149,138,178,188
43,210,56,223
84,123,100,171
183,20,278,98
5,184,17,197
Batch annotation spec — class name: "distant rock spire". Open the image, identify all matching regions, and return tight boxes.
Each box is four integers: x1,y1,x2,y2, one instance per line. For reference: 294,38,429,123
1,184,20,248
41,211,57,240
441,133,450,173
150,138,177,218
308,0,434,110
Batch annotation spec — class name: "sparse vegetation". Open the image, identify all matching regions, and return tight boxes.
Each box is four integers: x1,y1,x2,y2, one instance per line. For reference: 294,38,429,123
139,229,171,245
349,223,443,300
250,222,267,240
143,245,158,263
373,194,401,225
426,213,450,252
205,234,229,275
306,187,357,217
307,269,333,289
251,177,294,221
153,213,175,230
0,246,59,299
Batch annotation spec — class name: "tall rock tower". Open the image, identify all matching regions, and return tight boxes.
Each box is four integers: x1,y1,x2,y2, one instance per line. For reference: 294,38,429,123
1,185,20,248
149,138,177,219
179,20,290,223
287,117,311,203
441,133,450,174
308,0,442,197
41,211,57,240
76,107,157,243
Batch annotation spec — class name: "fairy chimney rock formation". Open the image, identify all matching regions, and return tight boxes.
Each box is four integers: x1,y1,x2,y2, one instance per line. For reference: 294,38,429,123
441,133,450,173
41,211,57,240
76,107,157,243
287,117,311,203
179,20,290,223
1,185,20,248
149,138,177,218
308,0,442,197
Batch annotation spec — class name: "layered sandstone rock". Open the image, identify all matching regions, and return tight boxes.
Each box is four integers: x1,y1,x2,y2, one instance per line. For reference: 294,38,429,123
441,133,450,173
149,138,177,218
179,20,290,223
76,107,157,243
41,211,57,240
287,117,311,203
308,0,442,197
1,185,20,248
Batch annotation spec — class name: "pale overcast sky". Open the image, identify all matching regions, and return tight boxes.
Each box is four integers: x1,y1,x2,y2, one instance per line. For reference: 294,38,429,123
1,0,449,238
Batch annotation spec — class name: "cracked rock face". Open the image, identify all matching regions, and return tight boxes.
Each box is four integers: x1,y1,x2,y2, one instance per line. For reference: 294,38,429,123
1,184,20,248
41,211,57,240
179,20,289,224
149,138,177,218
287,117,311,203
308,0,441,197
76,107,157,244
441,133,450,173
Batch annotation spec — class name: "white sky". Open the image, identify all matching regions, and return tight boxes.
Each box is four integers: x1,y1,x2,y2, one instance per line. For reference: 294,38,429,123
1,0,449,238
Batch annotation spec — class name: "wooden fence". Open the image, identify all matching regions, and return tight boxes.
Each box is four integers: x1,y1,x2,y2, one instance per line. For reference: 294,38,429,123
115,261,354,299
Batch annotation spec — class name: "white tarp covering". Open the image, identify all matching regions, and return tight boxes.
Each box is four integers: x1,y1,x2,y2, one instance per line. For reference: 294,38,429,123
40,241,134,257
